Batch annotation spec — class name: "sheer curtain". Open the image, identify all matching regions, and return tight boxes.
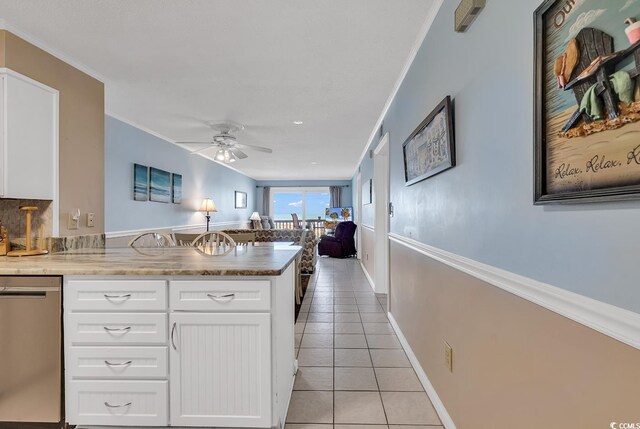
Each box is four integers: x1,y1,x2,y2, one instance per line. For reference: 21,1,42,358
329,186,342,208
262,187,270,216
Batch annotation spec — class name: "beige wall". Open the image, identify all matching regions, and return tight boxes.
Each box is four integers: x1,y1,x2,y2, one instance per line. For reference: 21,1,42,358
360,225,375,283
0,30,104,236
389,240,640,429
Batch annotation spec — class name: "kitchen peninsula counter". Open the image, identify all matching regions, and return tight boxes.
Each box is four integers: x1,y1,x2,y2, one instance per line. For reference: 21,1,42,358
0,243,302,276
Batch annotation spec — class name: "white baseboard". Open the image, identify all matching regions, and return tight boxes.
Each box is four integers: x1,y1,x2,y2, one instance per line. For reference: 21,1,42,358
388,312,456,429
359,260,375,292
388,233,640,351
105,221,243,239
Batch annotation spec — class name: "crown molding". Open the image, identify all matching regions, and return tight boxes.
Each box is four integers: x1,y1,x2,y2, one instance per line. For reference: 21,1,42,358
353,0,444,175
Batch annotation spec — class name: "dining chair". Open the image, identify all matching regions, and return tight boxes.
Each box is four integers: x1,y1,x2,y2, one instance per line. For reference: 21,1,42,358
191,231,236,255
128,232,175,248
294,229,308,305
292,213,308,229
227,232,256,246
172,233,201,246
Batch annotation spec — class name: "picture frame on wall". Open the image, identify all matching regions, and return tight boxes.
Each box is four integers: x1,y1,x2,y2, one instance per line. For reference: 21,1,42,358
235,191,247,209
171,173,182,204
133,163,148,201
149,167,171,203
534,0,640,204
402,96,455,186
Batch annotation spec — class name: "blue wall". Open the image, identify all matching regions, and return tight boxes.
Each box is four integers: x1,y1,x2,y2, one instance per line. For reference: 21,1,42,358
256,180,353,214
354,0,640,313
105,116,257,232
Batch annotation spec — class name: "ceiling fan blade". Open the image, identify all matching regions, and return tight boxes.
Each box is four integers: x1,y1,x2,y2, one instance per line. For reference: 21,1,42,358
231,148,248,159
235,143,273,153
176,141,214,145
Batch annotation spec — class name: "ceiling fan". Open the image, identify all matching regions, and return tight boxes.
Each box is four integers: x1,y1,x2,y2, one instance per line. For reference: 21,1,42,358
177,121,273,164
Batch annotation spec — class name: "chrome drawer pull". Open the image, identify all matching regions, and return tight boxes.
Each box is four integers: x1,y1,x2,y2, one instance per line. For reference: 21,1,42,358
104,401,132,409
207,293,235,301
171,322,178,351
103,326,131,333
104,293,132,301
104,360,132,367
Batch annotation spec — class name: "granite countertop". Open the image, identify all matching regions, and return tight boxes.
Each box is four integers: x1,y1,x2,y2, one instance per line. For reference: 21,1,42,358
0,243,302,276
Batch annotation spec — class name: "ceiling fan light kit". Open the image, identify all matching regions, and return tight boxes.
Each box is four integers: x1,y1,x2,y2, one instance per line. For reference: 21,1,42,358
178,120,272,164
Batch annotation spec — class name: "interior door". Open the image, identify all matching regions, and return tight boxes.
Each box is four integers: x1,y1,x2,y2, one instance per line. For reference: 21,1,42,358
169,313,271,428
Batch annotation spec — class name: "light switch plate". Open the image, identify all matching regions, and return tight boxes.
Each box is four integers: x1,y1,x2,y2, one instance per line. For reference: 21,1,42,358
68,213,79,230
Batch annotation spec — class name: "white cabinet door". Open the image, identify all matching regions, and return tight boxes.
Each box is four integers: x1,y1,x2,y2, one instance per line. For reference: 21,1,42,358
2,71,57,200
169,313,271,428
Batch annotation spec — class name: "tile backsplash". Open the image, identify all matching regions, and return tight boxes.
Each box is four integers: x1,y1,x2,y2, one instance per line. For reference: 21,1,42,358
0,199,105,253
0,198,53,239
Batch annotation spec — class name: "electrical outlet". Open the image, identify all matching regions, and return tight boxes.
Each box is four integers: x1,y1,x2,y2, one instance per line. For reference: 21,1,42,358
87,213,95,228
444,341,453,373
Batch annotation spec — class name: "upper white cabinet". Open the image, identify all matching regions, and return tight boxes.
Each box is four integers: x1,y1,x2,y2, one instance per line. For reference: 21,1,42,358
0,69,58,200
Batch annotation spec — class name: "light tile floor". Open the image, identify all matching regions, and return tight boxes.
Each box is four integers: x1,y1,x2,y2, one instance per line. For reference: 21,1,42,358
286,257,442,429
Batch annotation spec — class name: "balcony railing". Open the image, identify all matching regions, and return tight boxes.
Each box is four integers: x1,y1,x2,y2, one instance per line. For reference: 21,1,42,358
274,219,327,238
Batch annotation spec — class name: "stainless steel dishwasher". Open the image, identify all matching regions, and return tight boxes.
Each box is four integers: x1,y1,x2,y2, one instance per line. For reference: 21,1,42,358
0,276,63,427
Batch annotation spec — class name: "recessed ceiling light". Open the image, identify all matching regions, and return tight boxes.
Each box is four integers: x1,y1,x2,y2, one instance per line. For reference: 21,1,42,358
311,162,318,165
293,121,304,125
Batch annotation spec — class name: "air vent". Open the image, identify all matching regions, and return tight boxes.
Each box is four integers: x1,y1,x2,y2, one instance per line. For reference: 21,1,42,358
455,0,485,33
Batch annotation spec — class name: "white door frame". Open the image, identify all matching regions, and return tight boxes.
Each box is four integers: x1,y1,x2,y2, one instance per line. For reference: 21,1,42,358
356,172,362,260
373,133,390,294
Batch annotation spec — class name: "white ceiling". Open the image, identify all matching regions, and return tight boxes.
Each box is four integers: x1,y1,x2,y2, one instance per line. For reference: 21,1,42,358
0,0,437,180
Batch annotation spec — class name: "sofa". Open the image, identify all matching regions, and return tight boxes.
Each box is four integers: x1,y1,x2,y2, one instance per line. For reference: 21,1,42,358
222,228,318,274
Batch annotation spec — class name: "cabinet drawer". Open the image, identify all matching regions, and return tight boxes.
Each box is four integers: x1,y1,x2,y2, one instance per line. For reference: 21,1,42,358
67,380,168,427
67,346,167,379
66,280,167,311
170,280,271,311
66,313,167,345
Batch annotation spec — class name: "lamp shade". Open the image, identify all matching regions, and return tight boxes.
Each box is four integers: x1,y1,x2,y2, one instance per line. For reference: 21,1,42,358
200,198,218,213
250,211,261,221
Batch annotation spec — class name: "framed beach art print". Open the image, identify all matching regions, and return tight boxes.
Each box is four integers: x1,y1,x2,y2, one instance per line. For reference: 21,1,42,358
149,167,172,203
133,163,148,201
172,173,182,204
534,0,640,203
402,96,455,186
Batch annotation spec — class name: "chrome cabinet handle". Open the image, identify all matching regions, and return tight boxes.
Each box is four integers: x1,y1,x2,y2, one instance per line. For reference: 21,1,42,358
104,293,132,301
104,401,132,408
103,326,131,333
171,322,177,350
207,293,235,301
104,360,132,367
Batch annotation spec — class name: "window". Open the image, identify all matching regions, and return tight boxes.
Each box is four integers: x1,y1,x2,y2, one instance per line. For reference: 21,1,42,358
271,187,330,221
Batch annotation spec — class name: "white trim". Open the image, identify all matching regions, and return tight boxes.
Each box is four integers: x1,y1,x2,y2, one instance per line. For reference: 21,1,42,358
359,260,375,292
105,221,242,239
388,233,640,350
388,313,456,429
106,113,256,179
0,21,108,84
352,0,444,176
360,224,375,232
373,133,390,295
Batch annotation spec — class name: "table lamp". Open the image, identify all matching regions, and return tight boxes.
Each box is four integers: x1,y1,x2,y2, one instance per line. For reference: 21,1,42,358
250,211,261,229
200,198,218,231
